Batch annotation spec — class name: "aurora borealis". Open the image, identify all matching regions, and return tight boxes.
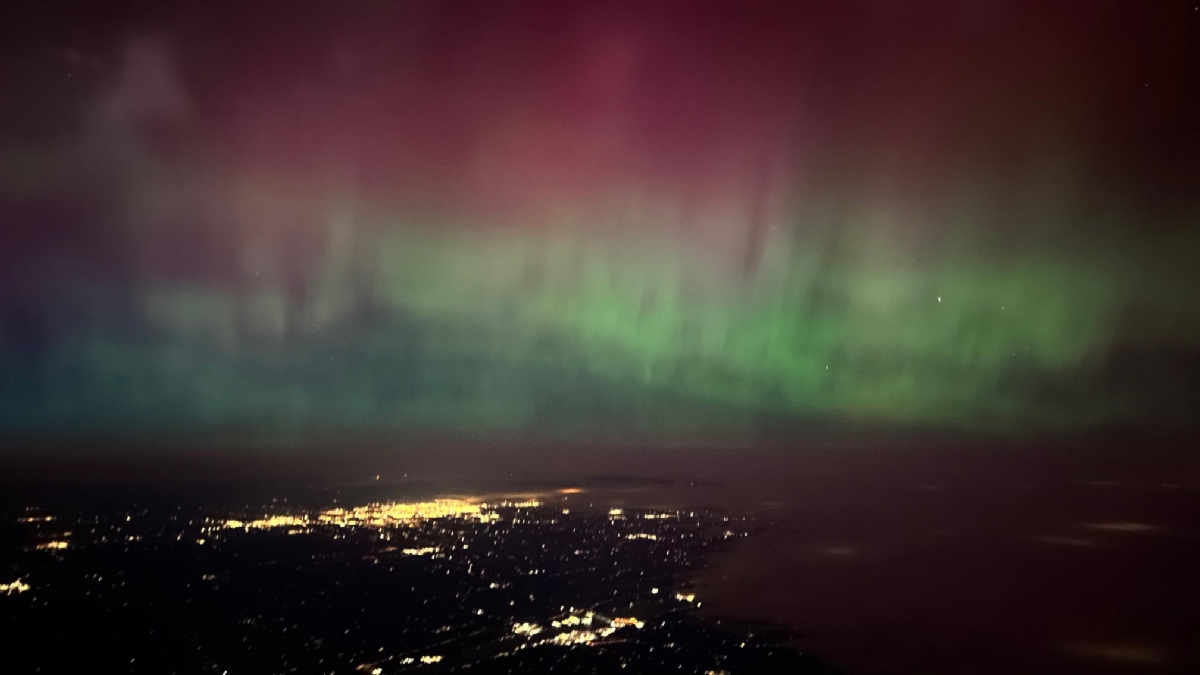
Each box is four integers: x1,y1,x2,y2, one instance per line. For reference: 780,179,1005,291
2,1,1199,444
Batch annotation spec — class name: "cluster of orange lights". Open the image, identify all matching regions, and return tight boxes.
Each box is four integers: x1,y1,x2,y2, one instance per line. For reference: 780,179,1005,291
217,498,517,533
317,499,492,528
1,579,31,595
517,611,647,647
213,492,576,536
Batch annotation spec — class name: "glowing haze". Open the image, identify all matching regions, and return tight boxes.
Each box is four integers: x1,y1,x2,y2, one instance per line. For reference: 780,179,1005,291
1,1,1198,445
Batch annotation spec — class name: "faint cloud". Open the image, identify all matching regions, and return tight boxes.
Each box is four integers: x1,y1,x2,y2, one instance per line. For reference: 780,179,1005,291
1064,642,1174,666
1033,535,1097,548
1083,522,1162,534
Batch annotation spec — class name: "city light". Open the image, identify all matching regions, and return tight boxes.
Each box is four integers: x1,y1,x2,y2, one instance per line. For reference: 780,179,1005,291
318,499,488,528
1,579,31,595
215,499,503,534
4,489,758,671
401,547,439,556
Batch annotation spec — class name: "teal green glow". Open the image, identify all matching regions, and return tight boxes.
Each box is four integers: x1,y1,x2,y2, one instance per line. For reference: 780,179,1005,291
4,194,1198,438
366,224,1129,427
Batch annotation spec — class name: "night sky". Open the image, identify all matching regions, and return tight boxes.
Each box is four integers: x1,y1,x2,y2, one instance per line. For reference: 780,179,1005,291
2,1,1199,447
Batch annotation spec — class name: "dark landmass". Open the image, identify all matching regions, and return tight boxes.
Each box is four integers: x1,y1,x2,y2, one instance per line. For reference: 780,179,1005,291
1,486,829,675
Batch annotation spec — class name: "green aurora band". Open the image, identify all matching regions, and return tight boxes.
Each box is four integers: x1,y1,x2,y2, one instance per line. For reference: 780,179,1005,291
4,184,1198,440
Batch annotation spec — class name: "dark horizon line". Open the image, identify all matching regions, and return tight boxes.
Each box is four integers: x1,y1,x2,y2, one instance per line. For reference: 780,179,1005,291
2,422,1196,487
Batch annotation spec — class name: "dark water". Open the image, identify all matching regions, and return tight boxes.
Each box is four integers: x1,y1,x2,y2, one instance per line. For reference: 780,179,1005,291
683,444,1200,674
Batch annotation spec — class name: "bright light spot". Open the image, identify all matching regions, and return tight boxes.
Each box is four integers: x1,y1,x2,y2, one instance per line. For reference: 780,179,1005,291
0,579,31,595
610,616,644,629
402,547,439,556
552,630,599,645
513,622,543,636
222,515,308,530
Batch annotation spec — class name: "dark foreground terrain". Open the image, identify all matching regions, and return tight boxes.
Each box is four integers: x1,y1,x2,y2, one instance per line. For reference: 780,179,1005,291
0,480,825,675
3,433,1198,674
